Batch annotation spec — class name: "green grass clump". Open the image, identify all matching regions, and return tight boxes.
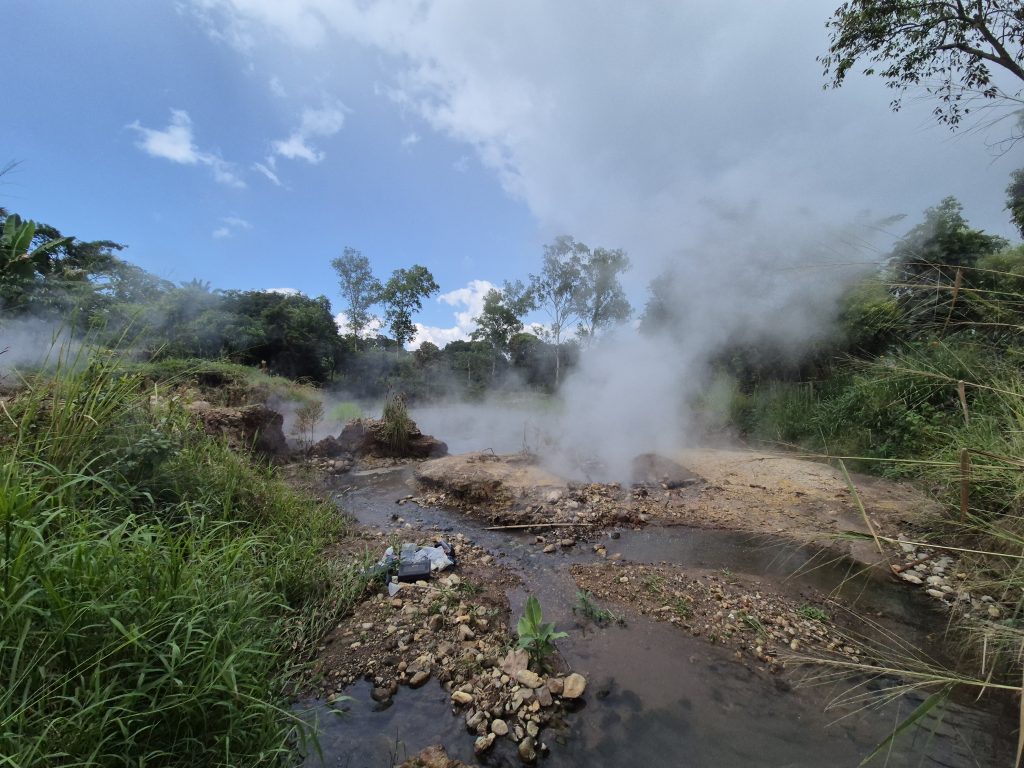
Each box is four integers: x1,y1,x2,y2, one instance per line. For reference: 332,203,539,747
374,392,414,455
0,347,366,766
330,400,363,423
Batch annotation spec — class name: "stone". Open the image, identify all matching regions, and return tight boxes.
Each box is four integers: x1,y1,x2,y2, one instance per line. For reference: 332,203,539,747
535,686,553,707
458,624,476,641
452,691,474,705
491,718,509,736
562,673,586,699
987,604,1001,619
899,572,922,585
546,677,564,696
516,669,544,689
501,648,530,677
408,670,430,688
518,736,537,764
474,733,496,754
371,687,391,703
543,544,557,553
925,575,944,587
558,538,575,548
526,721,539,738
925,588,946,599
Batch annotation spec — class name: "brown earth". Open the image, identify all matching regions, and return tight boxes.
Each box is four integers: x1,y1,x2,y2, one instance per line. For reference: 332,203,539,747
185,400,289,461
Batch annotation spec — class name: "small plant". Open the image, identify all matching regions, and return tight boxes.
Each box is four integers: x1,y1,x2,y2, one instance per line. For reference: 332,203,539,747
640,573,665,595
374,392,414,455
739,611,767,639
797,605,831,623
517,596,568,671
574,590,625,626
670,596,692,618
291,398,324,452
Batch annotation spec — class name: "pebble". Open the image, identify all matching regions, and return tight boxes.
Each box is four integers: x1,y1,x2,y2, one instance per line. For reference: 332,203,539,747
543,544,557,554
559,538,575,548
452,691,474,705
408,670,430,688
562,673,587,699
474,733,496,754
925,588,946,600
491,718,509,736
516,669,543,688
987,605,1001,619
518,736,537,763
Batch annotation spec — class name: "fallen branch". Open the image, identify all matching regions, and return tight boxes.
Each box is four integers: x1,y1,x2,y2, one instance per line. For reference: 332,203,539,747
484,522,597,531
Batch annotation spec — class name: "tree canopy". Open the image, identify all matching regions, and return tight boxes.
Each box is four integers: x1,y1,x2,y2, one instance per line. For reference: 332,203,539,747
821,1,1024,127
379,265,439,346
330,246,381,337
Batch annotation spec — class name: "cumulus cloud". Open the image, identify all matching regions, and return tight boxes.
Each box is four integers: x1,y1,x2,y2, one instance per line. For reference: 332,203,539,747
128,109,245,188
211,216,252,238
271,103,346,164
412,279,493,349
335,311,383,337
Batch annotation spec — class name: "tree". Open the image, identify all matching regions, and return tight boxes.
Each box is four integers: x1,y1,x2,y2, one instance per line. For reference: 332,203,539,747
576,246,631,341
0,213,71,309
820,2,1024,128
1006,167,1024,237
528,236,588,387
379,265,439,346
470,281,534,375
330,247,382,338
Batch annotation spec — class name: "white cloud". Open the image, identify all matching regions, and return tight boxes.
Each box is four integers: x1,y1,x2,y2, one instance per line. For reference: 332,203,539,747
252,160,282,185
270,103,346,164
269,75,287,98
401,131,421,148
211,215,251,238
334,311,382,337
410,278,493,349
266,287,300,295
128,109,245,188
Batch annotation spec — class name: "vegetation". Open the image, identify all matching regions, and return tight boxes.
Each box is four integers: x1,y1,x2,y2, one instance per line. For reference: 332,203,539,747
0,347,367,766
574,590,625,627
516,596,568,671
373,392,415,454
820,1,1024,129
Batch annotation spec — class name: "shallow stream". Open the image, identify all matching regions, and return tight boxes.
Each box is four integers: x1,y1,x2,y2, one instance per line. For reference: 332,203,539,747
299,465,1012,768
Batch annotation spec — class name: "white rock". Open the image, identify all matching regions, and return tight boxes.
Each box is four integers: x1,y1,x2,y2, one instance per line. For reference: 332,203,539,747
562,673,587,699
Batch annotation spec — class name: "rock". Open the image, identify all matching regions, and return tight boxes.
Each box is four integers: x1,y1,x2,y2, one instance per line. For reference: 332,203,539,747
371,686,391,703
457,624,476,641
562,673,586,699
543,544,557,554
546,677,564,696
491,718,509,736
535,686,553,707
336,418,448,459
526,721,539,738
516,669,544,689
401,745,467,768
558,538,575,548
408,670,430,688
518,736,537,764
899,572,923,585
925,575,944,587
545,490,563,503
501,648,530,677
474,733,496,754
925,588,946,599
452,691,474,705
987,605,1001,619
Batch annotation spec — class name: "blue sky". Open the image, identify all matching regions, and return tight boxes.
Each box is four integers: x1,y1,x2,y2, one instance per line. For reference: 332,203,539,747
5,1,1023,346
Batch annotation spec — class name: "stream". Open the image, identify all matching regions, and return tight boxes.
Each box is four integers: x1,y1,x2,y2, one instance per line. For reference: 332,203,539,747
299,464,1013,768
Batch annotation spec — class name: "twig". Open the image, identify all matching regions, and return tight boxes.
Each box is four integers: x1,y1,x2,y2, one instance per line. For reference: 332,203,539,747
484,522,596,530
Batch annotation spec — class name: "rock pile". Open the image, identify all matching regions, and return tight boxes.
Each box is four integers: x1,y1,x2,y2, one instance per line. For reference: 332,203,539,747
893,537,1002,619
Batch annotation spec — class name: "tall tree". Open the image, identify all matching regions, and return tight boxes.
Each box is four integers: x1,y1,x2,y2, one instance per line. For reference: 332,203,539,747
575,246,631,342
470,282,533,376
528,236,587,387
820,1,1024,129
379,265,439,346
330,247,381,338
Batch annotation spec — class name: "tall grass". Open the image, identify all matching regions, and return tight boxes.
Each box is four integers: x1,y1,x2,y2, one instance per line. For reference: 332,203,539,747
0,347,366,766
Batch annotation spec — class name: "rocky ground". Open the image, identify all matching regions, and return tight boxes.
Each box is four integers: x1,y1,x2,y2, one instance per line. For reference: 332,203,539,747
305,526,589,762
571,561,868,675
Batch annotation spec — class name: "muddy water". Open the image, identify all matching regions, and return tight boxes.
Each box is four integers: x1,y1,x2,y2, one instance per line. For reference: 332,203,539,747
300,466,1012,768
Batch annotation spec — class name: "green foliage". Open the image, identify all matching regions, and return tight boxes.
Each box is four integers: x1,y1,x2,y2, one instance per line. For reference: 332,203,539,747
375,392,414,454
573,590,625,627
331,246,382,338
380,265,439,346
516,595,568,671
820,2,1024,129
797,605,831,623
0,347,364,765
330,400,363,423
1006,168,1024,238
292,398,325,452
